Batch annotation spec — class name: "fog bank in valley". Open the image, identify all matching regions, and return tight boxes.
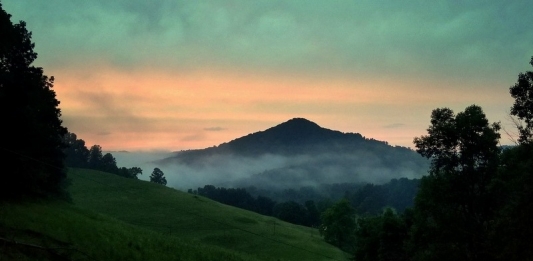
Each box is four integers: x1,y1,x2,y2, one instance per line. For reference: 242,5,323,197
113,150,428,191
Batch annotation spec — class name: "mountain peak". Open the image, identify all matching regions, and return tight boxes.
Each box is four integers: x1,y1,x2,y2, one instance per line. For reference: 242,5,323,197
273,118,321,130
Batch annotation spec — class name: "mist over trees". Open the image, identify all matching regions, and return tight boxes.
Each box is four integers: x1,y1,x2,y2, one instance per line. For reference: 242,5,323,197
157,118,429,190
191,177,419,228
0,4,68,199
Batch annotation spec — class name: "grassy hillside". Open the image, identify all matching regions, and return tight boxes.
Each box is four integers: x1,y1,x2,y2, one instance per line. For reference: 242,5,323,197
67,168,347,261
0,200,257,261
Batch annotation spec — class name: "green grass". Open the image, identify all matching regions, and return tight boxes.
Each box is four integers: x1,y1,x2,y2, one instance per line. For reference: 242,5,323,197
0,168,348,261
0,200,257,261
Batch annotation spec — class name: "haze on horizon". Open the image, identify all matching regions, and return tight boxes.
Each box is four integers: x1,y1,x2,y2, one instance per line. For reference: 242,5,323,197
4,0,531,151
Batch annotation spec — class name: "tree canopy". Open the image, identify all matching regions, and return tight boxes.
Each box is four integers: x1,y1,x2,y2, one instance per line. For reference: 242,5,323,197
509,56,533,144
319,199,356,253
410,105,501,261
150,168,167,186
0,4,67,199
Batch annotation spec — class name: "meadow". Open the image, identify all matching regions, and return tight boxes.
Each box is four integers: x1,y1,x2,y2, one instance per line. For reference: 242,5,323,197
0,168,347,261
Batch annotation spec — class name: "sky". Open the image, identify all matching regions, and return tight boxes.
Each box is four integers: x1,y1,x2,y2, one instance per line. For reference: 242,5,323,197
3,0,532,151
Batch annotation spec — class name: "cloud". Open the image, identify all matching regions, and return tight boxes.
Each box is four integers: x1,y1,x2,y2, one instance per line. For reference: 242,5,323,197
383,123,405,129
204,127,226,132
4,0,532,81
181,133,207,142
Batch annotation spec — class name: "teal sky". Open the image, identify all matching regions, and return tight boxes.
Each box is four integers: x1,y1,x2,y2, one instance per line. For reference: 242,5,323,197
3,0,532,150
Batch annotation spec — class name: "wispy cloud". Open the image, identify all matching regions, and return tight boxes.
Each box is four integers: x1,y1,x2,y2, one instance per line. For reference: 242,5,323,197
204,127,226,132
383,123,405,129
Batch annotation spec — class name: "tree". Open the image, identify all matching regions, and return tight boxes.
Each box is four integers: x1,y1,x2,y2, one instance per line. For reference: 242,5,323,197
150,168,167,185
354,208,410,261
63,132,89,168
100,153,118,174
0,4,68,198
305,200,321,227
273,201,308,226
123,166,143,179
117,167,142,179
319,199,356,253
490,144,533,261
509,56,533,143
87,145,103,170
488,57,533,260
410,105,500,261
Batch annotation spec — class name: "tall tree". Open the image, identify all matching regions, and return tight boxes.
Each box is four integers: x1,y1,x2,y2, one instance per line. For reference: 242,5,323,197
87,145,103,170
150,168,167,186
0,4,68,198
509,56,533,144
410,105,500,261
489,56,533,260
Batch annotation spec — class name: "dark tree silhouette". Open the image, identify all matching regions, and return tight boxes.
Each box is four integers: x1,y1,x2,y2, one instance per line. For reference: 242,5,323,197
63,132,89,168
150,168,167,185
0,4,68,199
101,153,118,174
510,56,533,144
117,166,142,179
410,105,500,261
87,145,103,170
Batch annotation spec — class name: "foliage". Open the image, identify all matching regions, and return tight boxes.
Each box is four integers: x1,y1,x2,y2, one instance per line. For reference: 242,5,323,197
62,131,143,179
410,105,501,261
62,132,90,168
347,178,419,215
0,4,68,199
248,179,419,216
101,153,119,174
88,144,104,170
319,199,356,253
489,144,533,260
273,201,308,225
117,166,143,179
150,167,167,185
509,56,533,143
354,208,410,261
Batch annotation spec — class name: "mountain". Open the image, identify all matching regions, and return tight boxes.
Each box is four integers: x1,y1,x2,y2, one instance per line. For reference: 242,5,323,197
156,118,429,189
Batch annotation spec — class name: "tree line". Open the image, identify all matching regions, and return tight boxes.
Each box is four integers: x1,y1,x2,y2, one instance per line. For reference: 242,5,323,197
63,132,168,185
62,132,142,179
190,177,419,228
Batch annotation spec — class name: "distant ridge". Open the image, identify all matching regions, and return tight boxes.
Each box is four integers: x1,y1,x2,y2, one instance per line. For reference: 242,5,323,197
154,118,428,188
157,118,369,164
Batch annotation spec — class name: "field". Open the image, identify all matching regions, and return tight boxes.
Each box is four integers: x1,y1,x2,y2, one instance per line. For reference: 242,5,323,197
0,168,348,261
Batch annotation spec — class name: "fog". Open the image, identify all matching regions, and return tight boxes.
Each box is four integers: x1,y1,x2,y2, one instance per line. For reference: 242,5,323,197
112,150,427,192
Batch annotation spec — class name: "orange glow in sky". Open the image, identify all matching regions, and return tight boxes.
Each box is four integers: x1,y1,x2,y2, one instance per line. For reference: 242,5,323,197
51,64,514,151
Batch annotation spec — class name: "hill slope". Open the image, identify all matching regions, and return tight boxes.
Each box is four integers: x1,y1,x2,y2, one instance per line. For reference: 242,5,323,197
0,201,257,261
67,168,348,261
156,118,428,189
